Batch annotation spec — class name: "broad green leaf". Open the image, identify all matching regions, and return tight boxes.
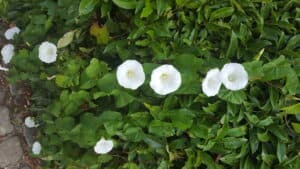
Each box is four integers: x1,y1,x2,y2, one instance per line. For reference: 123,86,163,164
282,103,300,115
149,120,175,137
218,88,246,104
55,75,72,88
243,61,264,80
124,127,145,142
291,123,300,134
79,0,98,15
111,90,135,108
112,0,136,9
100,111,122,122
170,109,195,130
57,30,75,48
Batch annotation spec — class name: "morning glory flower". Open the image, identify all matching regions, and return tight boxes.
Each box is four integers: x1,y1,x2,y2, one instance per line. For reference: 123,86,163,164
94,138,114,154
24,116,39,128
32,141,42,155
150,64,182,95
0,66,9,71
220,63,248,91
38,41,57,63
116,60,145,90
1,44,14,64
202,68,222,97
4,26,20,40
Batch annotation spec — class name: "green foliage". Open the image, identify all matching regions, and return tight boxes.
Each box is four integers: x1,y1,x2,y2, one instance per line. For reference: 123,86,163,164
3,0,300,168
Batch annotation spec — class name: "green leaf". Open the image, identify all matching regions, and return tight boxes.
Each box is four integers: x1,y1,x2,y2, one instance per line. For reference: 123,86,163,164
210,7,234,20
57,30,75,48
149,120,175,137
243,61,264,80
85,58,108,78
286,34,300,49
100,111,122,122
55,75,72,88
124,127,145,142
291,123,300,134
156,0,170,15
170,109,195,130
218,88,247,104
112,0,136,9
79,0,98,15
282,103,300,115
226,31,238,58
111,90,135,108
141,0,153,18
277,142,287,163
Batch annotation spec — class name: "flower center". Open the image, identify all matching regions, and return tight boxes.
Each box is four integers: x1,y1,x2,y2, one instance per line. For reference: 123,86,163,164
126,70,135,78
160,73,168,81
47,48,54,56
228,74,237,82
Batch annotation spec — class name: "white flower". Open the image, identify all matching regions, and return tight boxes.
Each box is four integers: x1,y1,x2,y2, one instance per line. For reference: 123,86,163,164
4,26,20,40
0,66,9,71
202,68,222,97
220,63,248,91
24,116,39,128
150,64,182,95
1,44,15,64
116,60,145,90
32,141,42,155
94,138,114,154
38,41,57,63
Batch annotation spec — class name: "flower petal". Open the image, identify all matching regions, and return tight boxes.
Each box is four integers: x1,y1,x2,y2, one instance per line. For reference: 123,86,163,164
1,44,15,64
4,27,20,40
221,63,248,91
150,64,182,95
94,138,114,154
116,60,145,90
202,68,222,96
38,41,57,64
32,141,42,155
24,116,39,128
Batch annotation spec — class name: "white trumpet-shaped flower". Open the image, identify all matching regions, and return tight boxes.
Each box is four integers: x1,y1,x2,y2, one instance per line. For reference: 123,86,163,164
24,116,39,128
220,63,248,91
202,68,222,97
94,138,114,154
1,44,15,64
116,60,145,90
38,41,57,63
0,66,9,71
150,65,182,95
32,141,42,155
4,26,20,40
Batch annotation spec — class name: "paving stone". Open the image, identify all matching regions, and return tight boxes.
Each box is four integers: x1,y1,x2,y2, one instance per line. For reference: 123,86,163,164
23,127,36,146
0,106,14,136
0,136,23,168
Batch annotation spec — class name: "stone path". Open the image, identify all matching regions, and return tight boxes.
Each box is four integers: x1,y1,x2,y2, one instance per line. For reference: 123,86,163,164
0,81,33,169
